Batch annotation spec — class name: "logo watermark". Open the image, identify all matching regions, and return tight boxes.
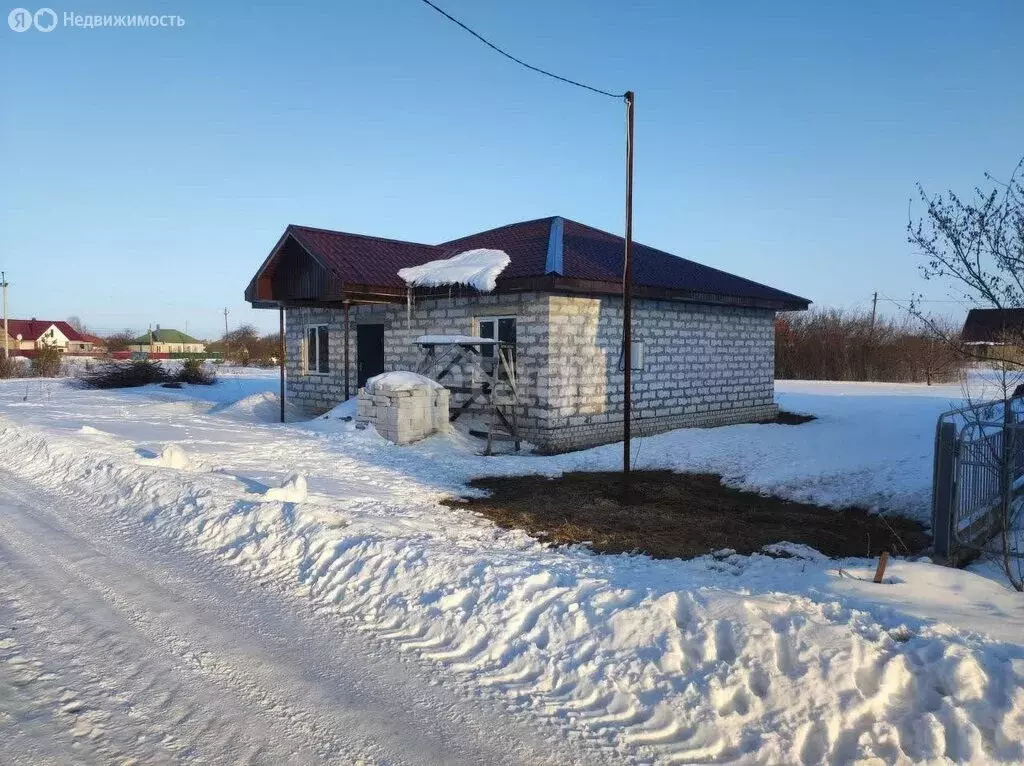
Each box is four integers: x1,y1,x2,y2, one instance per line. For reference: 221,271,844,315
8,7,54,31
8,7,184,31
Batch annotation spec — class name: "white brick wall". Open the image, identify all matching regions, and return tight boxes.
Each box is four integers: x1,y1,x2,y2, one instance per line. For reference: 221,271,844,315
357,386,450,445
285,293,777,451
542,296,776,451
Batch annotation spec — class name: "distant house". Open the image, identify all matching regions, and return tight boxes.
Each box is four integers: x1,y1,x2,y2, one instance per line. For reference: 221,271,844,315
128,327,206,355
961,308,1024,357
2,319,97,355
73,332,108,354
244,216,810,452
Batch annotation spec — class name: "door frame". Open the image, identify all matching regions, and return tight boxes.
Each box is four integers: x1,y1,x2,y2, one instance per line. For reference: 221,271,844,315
356,323,385,388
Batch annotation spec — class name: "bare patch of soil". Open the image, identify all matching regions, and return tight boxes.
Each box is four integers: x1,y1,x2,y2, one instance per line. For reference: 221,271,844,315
444,471,927,560
773,410,817,425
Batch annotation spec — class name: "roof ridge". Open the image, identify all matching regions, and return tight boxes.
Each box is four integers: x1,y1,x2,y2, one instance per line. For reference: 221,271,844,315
439,215,559,245
289,224,434,249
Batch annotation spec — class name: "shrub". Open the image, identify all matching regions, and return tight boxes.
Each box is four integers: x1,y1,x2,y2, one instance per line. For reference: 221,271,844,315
0,355,22,379
211,325,280,366
775,309,961,383
103,330,135,353
32,343,63,378
79,360,171,389
177,358,216,385
79,359,217,389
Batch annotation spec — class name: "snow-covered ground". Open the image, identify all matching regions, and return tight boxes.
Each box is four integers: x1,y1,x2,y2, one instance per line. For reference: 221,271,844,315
1,370,1022,764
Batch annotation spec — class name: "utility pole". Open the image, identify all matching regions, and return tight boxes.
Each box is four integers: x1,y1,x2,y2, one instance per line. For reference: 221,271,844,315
622,91,635,479
223,307,230,337
1,271,9,360
870,292,878,334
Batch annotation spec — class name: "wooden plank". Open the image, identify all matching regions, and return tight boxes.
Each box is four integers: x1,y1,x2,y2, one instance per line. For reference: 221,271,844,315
469,429,516,441
873,552,889,583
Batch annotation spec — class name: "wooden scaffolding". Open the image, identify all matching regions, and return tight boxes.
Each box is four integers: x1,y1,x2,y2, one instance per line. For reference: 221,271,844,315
414,336,521,454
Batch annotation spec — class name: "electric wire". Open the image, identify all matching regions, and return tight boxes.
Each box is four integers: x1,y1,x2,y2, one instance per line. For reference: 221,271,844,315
417,0,625,99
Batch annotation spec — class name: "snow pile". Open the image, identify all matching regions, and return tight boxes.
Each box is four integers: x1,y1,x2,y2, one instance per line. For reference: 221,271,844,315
214,391,292,423
398,248,510,293
139,444,190,470
263,472,308,503
364,371,444,395
318,398,358,420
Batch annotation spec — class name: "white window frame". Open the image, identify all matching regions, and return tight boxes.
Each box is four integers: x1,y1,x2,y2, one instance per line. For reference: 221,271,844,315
475,315,516,358
304,323,330,376
475,315,517,383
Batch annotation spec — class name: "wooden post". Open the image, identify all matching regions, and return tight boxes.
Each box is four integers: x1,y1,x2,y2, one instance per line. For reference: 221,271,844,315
279,305,285,423
623,90,635,478
343,300,351,400
873,551,889,583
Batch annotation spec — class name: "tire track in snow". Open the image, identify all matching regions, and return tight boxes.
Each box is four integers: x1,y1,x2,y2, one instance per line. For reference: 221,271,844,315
0,477,605,765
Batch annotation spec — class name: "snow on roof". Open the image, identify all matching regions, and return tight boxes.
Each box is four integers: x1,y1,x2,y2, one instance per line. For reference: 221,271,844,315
397,248,510,293
364,371,444,395
415,334,498,346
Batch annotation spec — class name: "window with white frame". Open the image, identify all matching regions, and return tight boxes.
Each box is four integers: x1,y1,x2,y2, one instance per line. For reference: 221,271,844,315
305,324,329,374
476,315,516,377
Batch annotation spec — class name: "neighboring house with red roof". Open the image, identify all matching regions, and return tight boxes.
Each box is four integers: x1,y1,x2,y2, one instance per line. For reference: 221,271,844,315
245,216,810,452
5,319,82,353
2,319,105,356
73,333,108,354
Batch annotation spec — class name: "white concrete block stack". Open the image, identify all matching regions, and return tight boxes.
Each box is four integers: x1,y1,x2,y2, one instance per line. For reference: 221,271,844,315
356,371,450,445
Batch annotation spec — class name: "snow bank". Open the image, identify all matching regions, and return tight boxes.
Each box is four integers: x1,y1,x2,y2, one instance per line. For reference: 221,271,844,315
139,444,190,470
398,248,510,292
364,371,444,394
214,391,293,423
2,376,1024,762
263,472,308,503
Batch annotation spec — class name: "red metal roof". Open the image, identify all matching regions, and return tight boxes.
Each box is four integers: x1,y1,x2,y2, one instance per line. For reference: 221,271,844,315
4,319,84,342
288,225,440,288
438,217,553,280
249,216,810,308
558,219,809,304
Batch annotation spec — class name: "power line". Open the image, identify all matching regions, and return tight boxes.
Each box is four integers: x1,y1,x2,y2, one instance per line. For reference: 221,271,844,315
879,297,970,304
416,0,625,99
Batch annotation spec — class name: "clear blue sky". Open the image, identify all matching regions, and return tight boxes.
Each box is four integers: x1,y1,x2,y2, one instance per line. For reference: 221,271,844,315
2,0,1021,338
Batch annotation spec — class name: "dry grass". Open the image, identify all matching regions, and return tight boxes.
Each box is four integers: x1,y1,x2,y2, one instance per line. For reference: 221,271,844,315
444,471,928,560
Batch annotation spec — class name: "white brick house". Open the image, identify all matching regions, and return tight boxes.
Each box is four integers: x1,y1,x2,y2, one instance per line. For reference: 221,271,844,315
245,216,809,452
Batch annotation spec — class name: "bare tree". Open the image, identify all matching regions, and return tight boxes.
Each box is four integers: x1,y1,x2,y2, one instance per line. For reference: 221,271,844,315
909,157,1024,589
103,330,136,352
774,308,959,383
910,157,1024,310
67,315,89,334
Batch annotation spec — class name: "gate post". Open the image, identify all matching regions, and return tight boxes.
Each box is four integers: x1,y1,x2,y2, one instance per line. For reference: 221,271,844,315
932,420,957,562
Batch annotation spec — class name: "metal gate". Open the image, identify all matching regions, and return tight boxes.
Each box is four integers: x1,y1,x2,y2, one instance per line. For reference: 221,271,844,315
933,398,1024,565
